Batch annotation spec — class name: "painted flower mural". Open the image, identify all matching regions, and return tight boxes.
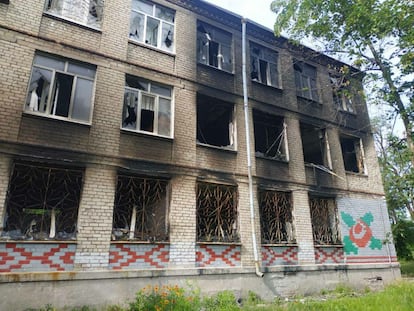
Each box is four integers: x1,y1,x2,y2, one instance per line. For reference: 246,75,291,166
341,212,382,254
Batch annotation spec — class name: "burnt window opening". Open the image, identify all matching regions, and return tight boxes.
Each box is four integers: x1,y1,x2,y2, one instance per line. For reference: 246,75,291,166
129,0,175,52
259,190,295,244
122,75,172,137
300,123,332,168
197,182,239,243
340,135,365,174
330,76,354,113
197,94,235,148
0,0,10,4
310,197,341,245
197,21,233,72
45,0,104,28
253,110,288,161
294,60,319,101
250,42,279,87
112,175,169,242
2,163,82,241
25,53,96,123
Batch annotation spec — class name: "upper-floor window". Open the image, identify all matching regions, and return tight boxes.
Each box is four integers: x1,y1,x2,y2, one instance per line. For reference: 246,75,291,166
294,60,319,101
196,94,235,149
250,42,279,87
129,0,175,53
25,53,96,123
122,74,173,137
340,135,365,174
45,0,104,28
331,76,354,113
197,21,233,72
300,123,332,169
253,110,288,161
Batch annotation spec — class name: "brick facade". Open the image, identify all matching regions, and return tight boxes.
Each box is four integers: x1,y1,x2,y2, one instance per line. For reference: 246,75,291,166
0,0,398,308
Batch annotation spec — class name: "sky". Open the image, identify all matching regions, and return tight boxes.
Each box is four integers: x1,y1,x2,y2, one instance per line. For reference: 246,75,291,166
204,0,276,30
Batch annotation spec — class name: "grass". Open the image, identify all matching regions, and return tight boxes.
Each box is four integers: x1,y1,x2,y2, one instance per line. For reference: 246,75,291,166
400,260,414,277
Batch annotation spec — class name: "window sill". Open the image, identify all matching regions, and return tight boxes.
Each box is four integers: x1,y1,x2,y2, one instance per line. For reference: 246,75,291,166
197,62,234,75
197,241,242,246
256,154,288,163
0,239,77,244
43,12,102,33
111,240,170,244
314,244,344,248
262,243,297,247
197,142,237,153
252,79,283,91
121,128,174,141
296,96,321,105
128,39,176,57
337,109,357,116
345,171,368,177
23,111,92,127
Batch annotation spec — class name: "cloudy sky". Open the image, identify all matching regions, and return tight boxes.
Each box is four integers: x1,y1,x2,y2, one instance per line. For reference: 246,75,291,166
204,0,276,30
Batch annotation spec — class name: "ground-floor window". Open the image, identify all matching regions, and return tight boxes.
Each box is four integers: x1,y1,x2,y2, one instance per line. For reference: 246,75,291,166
309,196,341,245
196,182,239,242
259,190,295,244
112,175,169,242
2,162,82,240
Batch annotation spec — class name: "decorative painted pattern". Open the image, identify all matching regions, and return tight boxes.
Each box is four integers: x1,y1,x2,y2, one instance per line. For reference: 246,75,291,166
346,255,398,264
261,245,298,266
109,243,169,269
0,243,75,272
315,247,344,264
196,244,241,267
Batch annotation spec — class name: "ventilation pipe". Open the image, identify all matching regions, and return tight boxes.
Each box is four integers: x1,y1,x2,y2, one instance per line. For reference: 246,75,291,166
242,18,264,278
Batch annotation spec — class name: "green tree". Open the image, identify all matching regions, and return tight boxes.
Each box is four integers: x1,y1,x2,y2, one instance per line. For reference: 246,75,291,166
271,0,414,167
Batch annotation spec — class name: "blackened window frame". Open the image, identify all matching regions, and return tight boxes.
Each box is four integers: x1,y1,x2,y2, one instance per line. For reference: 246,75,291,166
250,42,280,88
294,60,319,102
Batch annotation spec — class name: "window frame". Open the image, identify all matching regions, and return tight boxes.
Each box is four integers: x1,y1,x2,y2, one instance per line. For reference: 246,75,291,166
300,124,332,169
250,42,280,88
330,75,355,113
121,75,174,138
340,134,366,174
129,0,176,53
44,0,104,29
294,60,319,102
24,52,96,124
197,21,233,73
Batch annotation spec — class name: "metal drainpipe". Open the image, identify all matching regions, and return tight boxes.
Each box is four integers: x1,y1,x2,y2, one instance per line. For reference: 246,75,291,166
242,18,264,278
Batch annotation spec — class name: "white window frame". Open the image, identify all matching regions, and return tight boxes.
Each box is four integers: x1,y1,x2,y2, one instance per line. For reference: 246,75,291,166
45,0,104,29
24,53,96,124
294,61,319,101
197,21,233,73
129,0,175,53
250,42,279,87
122,76,173,138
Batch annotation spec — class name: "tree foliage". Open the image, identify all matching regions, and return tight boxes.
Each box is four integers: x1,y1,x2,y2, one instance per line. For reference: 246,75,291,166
271,0,414,166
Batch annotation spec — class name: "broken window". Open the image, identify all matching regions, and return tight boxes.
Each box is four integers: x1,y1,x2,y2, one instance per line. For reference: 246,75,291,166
300,123,332,168
253,110,288,160
129,0,175,52
197,94,235,148
294,60,319,101
25,53,96,123
1,163,82,241
259,190,295,244
250,42,279,87
45,0,104,28
197,182,239,242
309,197,341,245
330,75,354,113
122,74,172,137
112,175,169,242
197,21,233,72
340,135,365,174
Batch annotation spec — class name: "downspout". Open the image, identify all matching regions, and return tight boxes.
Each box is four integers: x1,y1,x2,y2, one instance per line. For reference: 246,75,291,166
242,18,264,278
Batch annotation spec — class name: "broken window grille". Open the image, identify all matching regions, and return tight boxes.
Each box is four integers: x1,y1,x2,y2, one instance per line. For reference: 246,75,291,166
122,74,172,137
340,135,365,174
253,110,288,161
197,21,233,72
112,175,169,242
293,60,319,101
259,190,295,244
129,0,175,52
1,163,82,241
196,182,239,243
197,94,235,148
45,0,104,28
330,75,354,113
25,52,96,123
310,197,341,245
300,123,332,169
250,42,279,87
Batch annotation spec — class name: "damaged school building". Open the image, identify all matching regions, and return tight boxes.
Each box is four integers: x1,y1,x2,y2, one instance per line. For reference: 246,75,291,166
0,0,400,309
